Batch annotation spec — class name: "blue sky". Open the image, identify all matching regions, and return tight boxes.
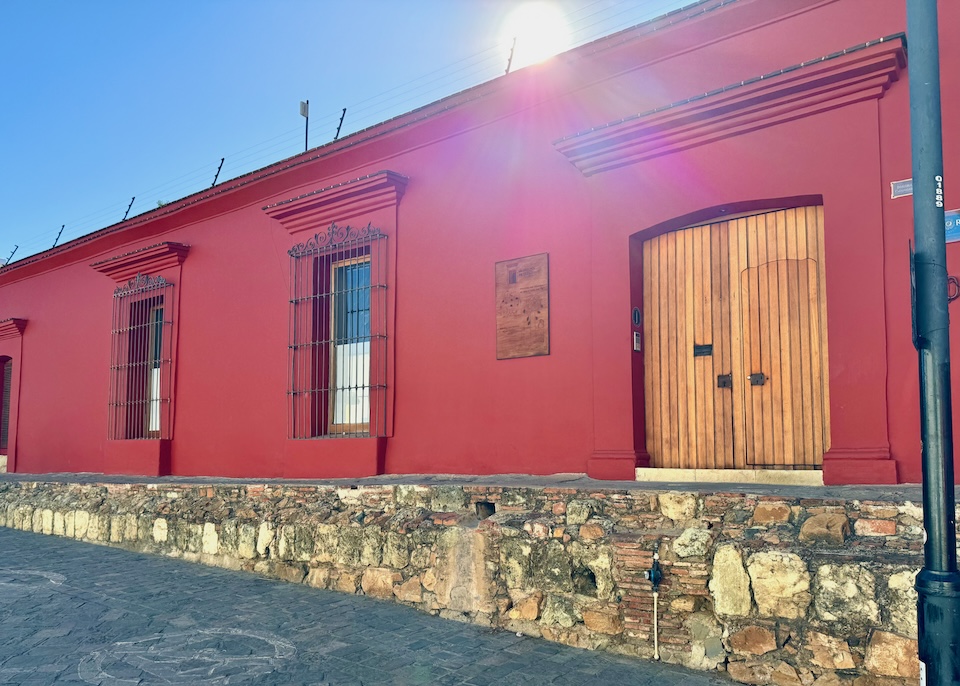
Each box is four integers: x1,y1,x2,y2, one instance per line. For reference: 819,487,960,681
0,0,690,263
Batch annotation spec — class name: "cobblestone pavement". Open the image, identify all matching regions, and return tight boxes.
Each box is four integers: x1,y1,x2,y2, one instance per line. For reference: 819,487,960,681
0,528,731,686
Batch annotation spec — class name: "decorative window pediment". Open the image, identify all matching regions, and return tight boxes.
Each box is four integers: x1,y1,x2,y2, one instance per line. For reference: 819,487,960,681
91,242,190,282
554,36,906,176
264,170,407,235
0,319,26,341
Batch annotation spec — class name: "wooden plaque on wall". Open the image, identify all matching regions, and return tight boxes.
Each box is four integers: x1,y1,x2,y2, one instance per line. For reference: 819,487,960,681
496,253,549,359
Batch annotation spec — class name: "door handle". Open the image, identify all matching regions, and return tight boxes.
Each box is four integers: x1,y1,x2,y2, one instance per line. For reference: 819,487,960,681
748,373,766,386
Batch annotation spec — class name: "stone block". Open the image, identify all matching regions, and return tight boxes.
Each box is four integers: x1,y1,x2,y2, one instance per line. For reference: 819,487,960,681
532,541,573,593
64,511,75,538
578,522,605,541
806,631,855,670
710,545,753,616
729,626,777,656
202,523,219,555
434,528,495,613
336,527,363,567
53,511,65,536
673,527,712,558
813,564,878,624
306,567,330,589
799,513,850,546
728,659,774,684
500,538,533,589
753,503,792,525
394,576,423,603
361,568,401,598
864,631,919,679
256,522,274,557
314,523,338,563
383,532,410,568
421,567,437,591
886,569,919,638
124,514,138,542
747,551,811,619
86,514,103,541
582,604,622,635
566,500,596,526
429,486,466,512
508,591,543,621
153,518,168,544
237,524,256,559
395,485,430,508
71,510,87,539
360,528,383,567
110,515,124,542
540,595,579,628
41,509,53,535
274,563,307,584
683,613,725,670
771,661,803,686
335,570,360,594
659,492,698,522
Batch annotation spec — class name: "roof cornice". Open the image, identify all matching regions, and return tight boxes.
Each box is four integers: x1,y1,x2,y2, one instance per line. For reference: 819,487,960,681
555,35,906,176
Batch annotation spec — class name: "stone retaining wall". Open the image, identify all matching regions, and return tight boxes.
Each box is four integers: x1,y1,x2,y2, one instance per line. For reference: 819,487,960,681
0,480,926,685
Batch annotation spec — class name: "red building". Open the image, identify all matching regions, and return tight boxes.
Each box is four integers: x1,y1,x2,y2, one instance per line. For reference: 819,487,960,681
1,0,957,485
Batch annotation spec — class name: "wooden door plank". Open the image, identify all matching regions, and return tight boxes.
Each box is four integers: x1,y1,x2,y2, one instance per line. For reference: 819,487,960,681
710,223,723,470
791,210,811,466
717,222,734,468
697,226,714,468
680,229,695,468
763,215,785,467
656,235,671,467
814,205,831,453
665,231,679,468
792,211,815,466
643,239,657,465
774,212,796,467
804,209,825,461
745,215,764,465
729,218,747,468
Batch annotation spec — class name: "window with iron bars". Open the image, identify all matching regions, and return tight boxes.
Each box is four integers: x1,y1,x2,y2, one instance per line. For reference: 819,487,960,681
289,223,387,438
0,357,11,453
108,274,174,440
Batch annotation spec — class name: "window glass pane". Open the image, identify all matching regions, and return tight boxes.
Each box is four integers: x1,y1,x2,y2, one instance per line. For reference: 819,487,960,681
0,359,11,452
334,262,370,343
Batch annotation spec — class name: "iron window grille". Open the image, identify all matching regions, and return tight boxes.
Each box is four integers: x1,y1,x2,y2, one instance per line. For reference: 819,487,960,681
288,223,387,439
108,273,174,440
0,357,11,452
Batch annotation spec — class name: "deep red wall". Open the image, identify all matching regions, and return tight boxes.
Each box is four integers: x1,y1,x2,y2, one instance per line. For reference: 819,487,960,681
0,0,956,482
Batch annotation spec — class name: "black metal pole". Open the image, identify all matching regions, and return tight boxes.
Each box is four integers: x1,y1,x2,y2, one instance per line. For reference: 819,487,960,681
908,1,960,683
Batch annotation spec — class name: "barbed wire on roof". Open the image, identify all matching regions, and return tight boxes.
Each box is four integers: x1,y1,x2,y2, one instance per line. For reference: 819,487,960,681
4,0,695,262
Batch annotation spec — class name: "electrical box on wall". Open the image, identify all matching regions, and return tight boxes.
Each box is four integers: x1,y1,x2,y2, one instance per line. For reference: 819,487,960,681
634,331,642,352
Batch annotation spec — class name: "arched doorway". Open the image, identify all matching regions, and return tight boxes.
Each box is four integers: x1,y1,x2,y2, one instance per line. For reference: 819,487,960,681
636,206,830,470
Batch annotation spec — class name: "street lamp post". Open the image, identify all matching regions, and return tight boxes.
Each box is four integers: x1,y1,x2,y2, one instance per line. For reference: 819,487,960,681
907,1,960,683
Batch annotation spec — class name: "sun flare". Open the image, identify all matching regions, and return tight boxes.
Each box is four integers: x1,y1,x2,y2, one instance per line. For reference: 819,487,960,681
501,2,572,71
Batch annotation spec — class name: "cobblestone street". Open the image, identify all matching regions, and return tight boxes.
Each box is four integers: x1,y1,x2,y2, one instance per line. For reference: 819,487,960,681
0,527,730,685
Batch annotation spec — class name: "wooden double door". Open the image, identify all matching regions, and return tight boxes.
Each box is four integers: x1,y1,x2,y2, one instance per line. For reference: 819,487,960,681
642,207,830,470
